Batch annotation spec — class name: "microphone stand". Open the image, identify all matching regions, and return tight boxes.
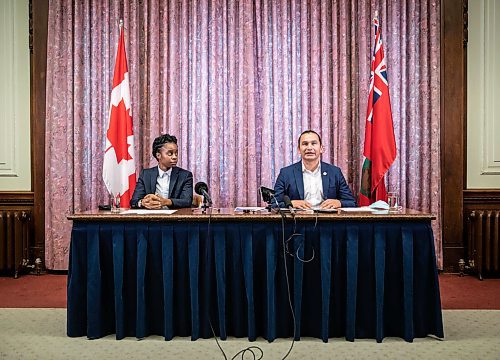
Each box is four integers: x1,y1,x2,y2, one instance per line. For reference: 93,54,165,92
283,196,295,220
201,191,212,214
270,194,286,219
201,198,209,214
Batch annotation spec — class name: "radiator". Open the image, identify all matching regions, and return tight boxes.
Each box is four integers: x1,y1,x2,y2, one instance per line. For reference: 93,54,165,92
0,210,32,278
468,210,500,280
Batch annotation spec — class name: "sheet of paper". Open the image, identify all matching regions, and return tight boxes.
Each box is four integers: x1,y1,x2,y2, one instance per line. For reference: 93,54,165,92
311,207,339,213
121,209,177,215
338,206,376,212
234,207,266,212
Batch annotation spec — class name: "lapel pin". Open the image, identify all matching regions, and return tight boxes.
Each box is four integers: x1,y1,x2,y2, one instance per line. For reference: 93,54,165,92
323,172,327,176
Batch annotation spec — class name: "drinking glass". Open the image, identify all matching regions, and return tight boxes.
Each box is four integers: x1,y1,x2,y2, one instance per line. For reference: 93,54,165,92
387,191,401,212
110,193,121,213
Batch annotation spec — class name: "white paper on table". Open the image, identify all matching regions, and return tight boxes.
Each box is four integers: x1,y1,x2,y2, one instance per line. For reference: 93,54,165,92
121,209,177,215
311,207,339,213
234,207,267,212
338,206,376,212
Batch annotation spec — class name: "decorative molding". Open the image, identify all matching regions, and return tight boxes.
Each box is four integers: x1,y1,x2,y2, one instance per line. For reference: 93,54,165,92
463,0,468,48
0,0,16,176
481,0,500,175
29,0,33,54
0,0,31,189
463,189,500,204
0,191,34,206
466,0,500,187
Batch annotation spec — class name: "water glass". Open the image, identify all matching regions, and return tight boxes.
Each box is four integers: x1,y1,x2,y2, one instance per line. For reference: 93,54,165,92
110,194,121,213
387,191,400,212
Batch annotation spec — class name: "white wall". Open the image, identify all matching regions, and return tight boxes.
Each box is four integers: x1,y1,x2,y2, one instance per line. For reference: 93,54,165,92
467,0,500,188
0,0,31,191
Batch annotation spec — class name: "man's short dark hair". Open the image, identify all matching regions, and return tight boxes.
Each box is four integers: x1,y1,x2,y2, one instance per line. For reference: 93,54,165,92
298,130,322,147
152,134,177,159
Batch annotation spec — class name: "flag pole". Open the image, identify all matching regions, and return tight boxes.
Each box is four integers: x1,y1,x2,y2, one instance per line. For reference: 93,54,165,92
103,17,137,208
358,11,397,206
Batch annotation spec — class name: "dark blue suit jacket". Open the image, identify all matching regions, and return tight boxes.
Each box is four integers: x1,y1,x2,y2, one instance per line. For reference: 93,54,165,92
274,161,356,208
130,166,193,209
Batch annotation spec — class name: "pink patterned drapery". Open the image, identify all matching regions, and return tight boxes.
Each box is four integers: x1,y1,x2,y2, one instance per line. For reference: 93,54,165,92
45,0,441,270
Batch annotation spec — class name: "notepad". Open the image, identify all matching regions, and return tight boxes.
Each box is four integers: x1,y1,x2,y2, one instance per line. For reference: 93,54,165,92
234,207,266,212
311,207,339,213
338,206,376,212
121,209,177,215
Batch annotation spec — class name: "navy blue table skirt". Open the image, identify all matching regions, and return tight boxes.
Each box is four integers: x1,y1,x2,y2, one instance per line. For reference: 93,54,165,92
67,219,444,342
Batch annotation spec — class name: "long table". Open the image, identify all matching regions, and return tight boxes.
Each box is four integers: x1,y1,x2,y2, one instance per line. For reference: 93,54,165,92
67,208,444,342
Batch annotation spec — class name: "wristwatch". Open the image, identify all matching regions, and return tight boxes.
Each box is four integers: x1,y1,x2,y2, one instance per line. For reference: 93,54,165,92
138,200,142,208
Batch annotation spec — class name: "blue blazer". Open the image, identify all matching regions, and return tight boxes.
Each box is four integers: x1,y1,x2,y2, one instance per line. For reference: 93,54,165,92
274,161,357,208
130,166,193,209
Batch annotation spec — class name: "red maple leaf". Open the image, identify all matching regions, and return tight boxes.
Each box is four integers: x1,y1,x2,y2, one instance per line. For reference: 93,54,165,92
106,99,133,163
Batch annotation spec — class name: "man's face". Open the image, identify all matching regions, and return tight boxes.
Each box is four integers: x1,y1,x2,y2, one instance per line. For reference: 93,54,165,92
298,132,323,162
156,142,178,170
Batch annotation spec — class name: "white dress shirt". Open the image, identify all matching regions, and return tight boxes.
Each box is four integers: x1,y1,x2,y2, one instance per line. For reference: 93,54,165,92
302,162,324,206
156,166,172,199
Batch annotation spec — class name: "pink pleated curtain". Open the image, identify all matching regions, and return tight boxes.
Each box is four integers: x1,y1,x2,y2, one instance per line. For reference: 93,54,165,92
45,0,441,270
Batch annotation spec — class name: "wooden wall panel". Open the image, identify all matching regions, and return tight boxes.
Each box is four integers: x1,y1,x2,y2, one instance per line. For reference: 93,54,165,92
30,0,48,266
441,0,467,271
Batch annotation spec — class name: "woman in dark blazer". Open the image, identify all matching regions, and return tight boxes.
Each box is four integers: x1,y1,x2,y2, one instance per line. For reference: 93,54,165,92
131,134,193,209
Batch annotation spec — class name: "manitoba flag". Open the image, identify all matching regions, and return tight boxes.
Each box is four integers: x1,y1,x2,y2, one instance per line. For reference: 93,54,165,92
102,23,136,208
359,14,397,206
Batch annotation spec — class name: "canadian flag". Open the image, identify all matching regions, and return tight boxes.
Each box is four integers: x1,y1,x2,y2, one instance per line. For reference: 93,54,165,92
102,24,136,208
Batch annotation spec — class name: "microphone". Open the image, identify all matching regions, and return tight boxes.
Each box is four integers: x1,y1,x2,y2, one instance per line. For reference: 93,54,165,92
270,193,280,208
195,181,213,206
283,195,295,214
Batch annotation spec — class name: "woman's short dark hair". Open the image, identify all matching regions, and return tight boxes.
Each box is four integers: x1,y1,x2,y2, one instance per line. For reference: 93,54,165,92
152,134,177,159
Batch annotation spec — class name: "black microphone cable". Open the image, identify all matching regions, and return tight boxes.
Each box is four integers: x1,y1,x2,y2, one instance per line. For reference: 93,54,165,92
269,193,298,359
280,203,296,360
250,192,297,359
209,193,299,359
206,206,265,360
284,218,315,263
282,197,315,263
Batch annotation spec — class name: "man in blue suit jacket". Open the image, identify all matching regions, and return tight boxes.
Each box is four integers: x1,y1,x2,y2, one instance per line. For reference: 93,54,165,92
274,130,356,209
131,134,193,209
